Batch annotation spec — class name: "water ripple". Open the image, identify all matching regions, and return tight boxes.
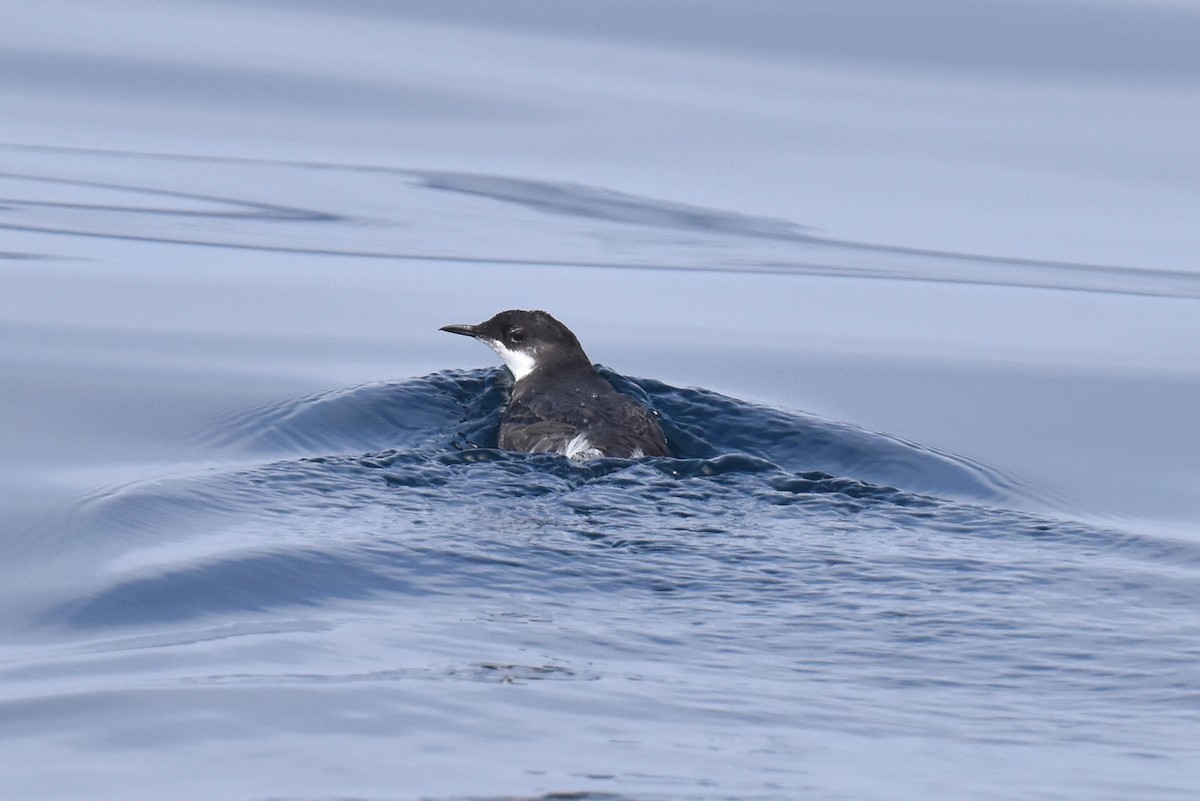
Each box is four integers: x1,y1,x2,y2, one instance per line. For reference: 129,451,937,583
4,144,1197,299
52,369,1200,636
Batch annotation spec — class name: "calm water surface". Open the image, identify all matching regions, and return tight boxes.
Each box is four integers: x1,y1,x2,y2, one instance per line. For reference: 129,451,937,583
2,2,1199,800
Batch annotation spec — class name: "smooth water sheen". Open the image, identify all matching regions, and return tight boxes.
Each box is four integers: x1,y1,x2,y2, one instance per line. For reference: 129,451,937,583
2,2,1200,800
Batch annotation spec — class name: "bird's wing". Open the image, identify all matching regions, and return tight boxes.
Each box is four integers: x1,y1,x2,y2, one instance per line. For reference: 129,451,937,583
497,393,584,453
592,393,670,457
501,390,669,457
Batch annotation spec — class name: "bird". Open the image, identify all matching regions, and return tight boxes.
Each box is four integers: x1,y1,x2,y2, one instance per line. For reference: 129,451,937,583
440,309,670,460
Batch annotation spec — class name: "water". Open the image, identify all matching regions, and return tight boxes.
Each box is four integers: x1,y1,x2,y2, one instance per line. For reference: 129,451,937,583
3,2,1200,800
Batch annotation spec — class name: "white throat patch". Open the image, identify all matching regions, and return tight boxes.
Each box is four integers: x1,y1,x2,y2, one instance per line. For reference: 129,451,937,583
485,340,536,381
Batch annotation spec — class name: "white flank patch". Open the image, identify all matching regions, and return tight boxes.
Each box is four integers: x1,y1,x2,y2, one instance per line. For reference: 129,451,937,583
562,433,603,461
485,340,536,381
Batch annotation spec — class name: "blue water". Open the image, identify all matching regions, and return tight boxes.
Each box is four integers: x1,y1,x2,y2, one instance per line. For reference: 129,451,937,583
11,367,1200,799
3,2,1200,800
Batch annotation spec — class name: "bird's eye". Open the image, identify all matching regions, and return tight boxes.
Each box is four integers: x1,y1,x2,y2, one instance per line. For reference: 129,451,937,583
508,328,526,343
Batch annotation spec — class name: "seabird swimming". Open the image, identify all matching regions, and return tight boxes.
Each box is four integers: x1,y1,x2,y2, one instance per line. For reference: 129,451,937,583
440,309,670,460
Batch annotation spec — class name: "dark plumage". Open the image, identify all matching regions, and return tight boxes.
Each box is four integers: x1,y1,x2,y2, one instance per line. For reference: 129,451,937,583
440,310,670,460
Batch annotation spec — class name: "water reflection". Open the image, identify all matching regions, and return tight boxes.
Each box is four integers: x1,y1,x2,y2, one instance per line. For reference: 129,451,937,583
5,144,1199,299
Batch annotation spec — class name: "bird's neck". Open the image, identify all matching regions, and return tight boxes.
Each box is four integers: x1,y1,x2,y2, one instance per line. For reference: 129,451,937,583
510,357,600,396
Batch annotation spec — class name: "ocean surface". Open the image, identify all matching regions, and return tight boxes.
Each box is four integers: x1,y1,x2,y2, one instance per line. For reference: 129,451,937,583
2,2,1199,800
